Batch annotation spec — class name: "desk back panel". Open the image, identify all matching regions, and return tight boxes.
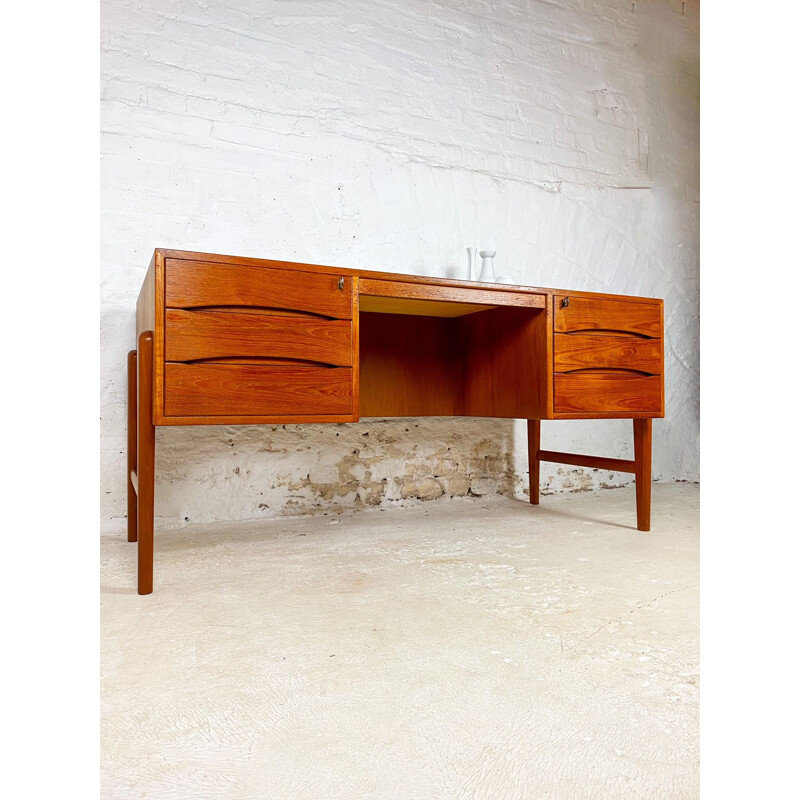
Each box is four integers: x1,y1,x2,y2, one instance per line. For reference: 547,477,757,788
359,313,460,417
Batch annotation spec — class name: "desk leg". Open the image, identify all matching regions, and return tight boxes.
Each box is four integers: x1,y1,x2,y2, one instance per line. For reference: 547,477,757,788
127,350,138,542
633,418,652,532
137,331,155,595
527,420,540,505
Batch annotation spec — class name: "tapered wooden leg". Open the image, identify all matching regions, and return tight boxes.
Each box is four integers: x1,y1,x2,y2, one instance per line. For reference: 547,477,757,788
127,350,138,543
137,331,155,595
527,419,541,505
633,418,652,532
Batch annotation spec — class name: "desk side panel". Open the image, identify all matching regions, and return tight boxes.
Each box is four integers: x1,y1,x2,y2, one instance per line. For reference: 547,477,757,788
135,251,155,338
351,277,360,421
136,250,165,423
460,304,550,419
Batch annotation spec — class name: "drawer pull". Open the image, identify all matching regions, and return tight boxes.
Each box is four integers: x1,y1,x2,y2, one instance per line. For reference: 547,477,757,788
338,277,345,290
560,367,655,376
561,296,570,308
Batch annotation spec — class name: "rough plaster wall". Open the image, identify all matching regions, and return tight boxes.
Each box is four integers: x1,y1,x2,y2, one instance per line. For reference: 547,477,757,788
100,0,699,532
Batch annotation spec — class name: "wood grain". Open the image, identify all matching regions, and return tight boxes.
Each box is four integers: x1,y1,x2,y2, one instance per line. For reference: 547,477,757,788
554,333,661,373
149,413,357,426
460,307,549,419
527,420,540,504
554,295,662,337
136,252,156,338
360,278,545,310
551,410,662,420
359,313,460,417
537,449,637,473
543,294,554,419
351,277,361,421
137,331,155,595
359,306,550,420
127,350,137,543
165,309,353,366
554,373,662,414
166,259,353,319
659,303,665,414
359,295,496,317
137,251,166,422
164,364,353,417
157,248,661,306
634,418,653,531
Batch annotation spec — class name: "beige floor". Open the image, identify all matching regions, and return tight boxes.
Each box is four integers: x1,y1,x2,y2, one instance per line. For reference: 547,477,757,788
101,483,699,799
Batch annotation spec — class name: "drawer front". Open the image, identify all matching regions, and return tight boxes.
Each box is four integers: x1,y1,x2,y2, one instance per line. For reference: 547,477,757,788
554,373,662,414
359,278,546,310
165,309,352,366
554,333,661,373
164,364,353,417
166,259,353,319
554,295,661,337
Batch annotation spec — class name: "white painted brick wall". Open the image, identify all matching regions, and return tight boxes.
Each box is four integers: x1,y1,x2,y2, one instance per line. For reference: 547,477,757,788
100,0,699,532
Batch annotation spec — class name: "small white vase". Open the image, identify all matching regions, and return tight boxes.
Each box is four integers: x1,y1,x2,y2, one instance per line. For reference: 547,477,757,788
466,247,477,281
478,250,496,282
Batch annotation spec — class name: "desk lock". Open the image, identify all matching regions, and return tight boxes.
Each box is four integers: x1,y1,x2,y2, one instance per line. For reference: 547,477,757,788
561,296,570,308
338,277,345,290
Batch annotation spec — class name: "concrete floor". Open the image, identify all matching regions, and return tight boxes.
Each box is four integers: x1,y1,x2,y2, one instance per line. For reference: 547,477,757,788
101,483,699,799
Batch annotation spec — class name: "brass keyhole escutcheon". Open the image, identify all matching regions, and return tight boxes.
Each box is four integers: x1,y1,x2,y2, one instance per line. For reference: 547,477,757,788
338,277,345,290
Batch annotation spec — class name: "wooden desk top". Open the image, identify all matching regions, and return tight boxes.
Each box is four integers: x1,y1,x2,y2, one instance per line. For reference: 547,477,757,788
155,248,662,307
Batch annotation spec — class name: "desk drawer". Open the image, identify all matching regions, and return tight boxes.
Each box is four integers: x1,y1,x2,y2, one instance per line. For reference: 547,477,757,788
164,364,353,417
554,373,661,414
165,309,353,366
165,259,353,319
555,295,661,337
554,333,661,373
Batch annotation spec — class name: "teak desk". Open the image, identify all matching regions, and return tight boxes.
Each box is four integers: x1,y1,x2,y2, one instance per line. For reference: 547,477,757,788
129,249,665,594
